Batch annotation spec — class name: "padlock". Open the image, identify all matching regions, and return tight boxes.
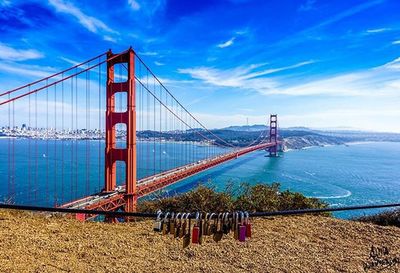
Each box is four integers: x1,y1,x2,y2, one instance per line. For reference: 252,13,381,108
231,212,236,232
162,212,170,235
245,211,251,238
239,211,246,242
174,213,181,238
153,210,163,232
169,212,175,235
209,213,217,235
182,214,191,248
179,213,186,238
198,212,203,244
207,213,216,235
203,213,209,236
222,212,230,234
192,212,200,244
213,213,223,242
233,212,239,240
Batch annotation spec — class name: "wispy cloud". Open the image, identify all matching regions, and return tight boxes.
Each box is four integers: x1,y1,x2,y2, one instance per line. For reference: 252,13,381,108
267,57,400,97
48,0,117,38
0,61,55,78
59,57,80,66
0,43,43,61
138,51,158,56
154,61,164,66
366,28,390,34
392,40,400,45
103,35,117,43
315,0,384,29
128,0,140,10
298,0,316,12
179,57,400,98
0,0,11,7
178,61,314,93
217,37,235,48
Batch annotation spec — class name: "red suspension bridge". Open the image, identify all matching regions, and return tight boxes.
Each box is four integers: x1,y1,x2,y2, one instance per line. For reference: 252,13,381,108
0,48,280,218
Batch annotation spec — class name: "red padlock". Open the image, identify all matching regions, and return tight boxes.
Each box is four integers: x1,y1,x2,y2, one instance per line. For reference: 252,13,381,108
245,211,251,238
192,212,200,244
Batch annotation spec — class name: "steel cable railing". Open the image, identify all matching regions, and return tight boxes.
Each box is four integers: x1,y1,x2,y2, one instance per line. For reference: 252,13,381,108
1,202,399,219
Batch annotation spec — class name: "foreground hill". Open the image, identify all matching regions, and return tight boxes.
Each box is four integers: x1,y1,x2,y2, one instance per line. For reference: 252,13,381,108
0,210,399,272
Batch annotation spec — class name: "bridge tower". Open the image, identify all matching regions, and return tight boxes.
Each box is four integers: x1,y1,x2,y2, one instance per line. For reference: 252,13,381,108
269,114,278,157
105,48,137,212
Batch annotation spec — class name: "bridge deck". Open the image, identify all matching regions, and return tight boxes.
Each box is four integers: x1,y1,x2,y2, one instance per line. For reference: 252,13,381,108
61,142,279,212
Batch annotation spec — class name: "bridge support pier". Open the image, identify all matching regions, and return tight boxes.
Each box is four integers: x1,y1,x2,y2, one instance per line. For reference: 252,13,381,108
269,114,278,157
105,48,137,213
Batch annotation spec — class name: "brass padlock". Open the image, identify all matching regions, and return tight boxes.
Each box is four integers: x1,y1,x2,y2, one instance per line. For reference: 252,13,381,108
182,214,191,248
203,213,209,236
179,213,187,238
162,212,170,235
169,212,175,235
213,213,223,242
153,210,163,232
233,212,239,240
174,213,182,238
209,213,217,235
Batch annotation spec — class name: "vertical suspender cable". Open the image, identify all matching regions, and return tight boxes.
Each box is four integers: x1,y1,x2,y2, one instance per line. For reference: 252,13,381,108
28,87,31,203
7,93,10,202
46,80,49,203
98,58,101,193
54,84,57,206
34,89,38,203
70,76,74,202
61,72,64,204
85,70,89,196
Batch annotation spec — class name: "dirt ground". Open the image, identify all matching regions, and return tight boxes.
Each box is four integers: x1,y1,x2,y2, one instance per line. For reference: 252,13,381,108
0,210,399,273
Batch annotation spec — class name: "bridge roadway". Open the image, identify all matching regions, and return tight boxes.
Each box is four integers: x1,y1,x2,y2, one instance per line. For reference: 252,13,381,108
61,142,279,212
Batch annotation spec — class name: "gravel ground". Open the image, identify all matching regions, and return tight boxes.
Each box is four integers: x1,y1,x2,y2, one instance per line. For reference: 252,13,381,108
0,210,399,273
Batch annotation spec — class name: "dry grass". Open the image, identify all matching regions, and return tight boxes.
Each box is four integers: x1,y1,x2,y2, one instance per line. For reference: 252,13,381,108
0,209,399,273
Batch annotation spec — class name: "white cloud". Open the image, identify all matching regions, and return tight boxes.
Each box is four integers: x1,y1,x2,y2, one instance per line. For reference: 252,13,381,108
0,43,43,61
267,58,400,96
154,61,164,66
179,57,400,98
59,57,80,66
280,109,400,133
299,0,316,12
392,40,400,45
48,0,117,36
103,35,117,43
366,28,390,33
178,61,314,93
0,0,11,7
217,37,235,48
138,51,158,56
0,62,55,78
128,0,140,10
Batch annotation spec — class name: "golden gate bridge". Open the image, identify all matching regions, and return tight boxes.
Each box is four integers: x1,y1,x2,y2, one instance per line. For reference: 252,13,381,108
0,48,280,219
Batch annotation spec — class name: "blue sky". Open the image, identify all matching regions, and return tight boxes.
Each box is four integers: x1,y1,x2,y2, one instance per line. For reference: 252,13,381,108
0,0,400,132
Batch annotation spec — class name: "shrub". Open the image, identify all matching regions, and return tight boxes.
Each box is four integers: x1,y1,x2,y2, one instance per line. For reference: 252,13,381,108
137,182,329,214
354,209,400,228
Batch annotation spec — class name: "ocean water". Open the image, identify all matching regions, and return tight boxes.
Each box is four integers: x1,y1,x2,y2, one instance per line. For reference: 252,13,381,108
155,141,400,218
0,138,399,219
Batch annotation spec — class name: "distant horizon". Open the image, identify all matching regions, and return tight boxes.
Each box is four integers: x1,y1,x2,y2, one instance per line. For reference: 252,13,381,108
2,122,400,135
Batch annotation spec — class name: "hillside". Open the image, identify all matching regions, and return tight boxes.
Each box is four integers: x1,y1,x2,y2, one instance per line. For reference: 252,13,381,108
0,210,399,272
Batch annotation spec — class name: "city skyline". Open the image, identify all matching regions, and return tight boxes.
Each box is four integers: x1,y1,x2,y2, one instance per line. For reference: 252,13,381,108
0,0,400,132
